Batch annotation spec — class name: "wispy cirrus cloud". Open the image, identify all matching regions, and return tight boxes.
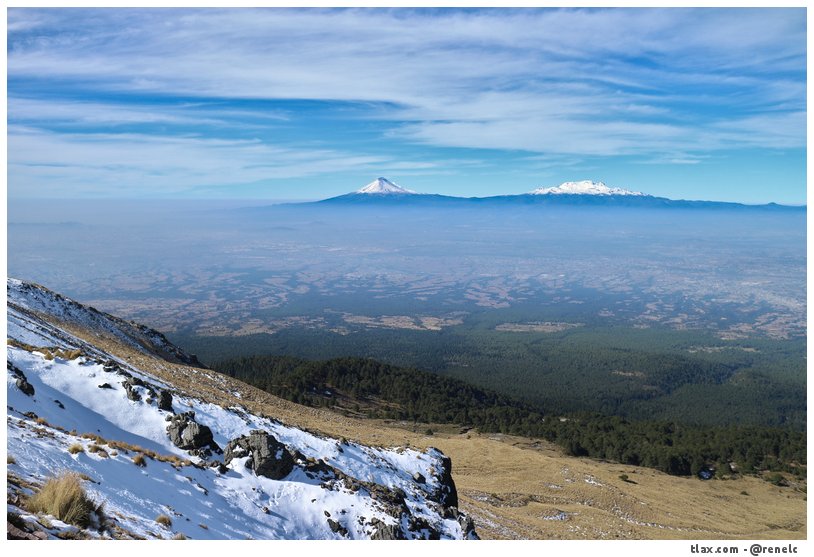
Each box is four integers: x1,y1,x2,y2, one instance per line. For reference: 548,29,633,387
6,7,806,199
7,125,389,197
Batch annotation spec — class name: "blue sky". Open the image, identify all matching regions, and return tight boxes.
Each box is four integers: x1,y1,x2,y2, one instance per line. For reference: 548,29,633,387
6,7,807,204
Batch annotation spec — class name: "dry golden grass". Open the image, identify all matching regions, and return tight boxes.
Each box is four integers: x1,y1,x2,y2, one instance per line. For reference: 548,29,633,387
7,338,83,361
68,443,85,455
132,454,147,467
155,514,172,528
87,444,109,458
71,433,192,468
25,473,99,528
56,320,807,541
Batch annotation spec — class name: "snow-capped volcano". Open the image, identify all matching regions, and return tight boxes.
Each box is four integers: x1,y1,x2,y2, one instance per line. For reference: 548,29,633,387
530,180,646,196
356,177,416,195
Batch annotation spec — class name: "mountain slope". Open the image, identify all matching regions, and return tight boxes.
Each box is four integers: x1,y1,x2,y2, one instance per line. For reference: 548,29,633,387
356,177,417,195
282,178,803,211
530,180,646,196
8,278,202,366
6,278,477,540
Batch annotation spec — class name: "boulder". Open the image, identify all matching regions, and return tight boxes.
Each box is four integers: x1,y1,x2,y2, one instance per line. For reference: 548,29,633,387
121,379,141,402
224,430,294,480
8,363,35,396
102,360,121,373
327,518,348,537
15,376,35,397
167,412,216,451
369,518,406,540
157,389,174,412
407,516,441,540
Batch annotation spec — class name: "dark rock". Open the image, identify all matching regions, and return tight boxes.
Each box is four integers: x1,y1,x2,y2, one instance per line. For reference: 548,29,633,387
457,513,479,539
102,360,120,373
302,458,338,481
224,430,294,480
369,518,406,540
7,521,44,540
157,389,174,412
121,379,141,402
327,518,348,537
167,411,217,452
413,472,426,484
15,376,35,397
429,449,459,510
53,399,65,409
98,383,113,389
9,363,35,396
407,516,441,540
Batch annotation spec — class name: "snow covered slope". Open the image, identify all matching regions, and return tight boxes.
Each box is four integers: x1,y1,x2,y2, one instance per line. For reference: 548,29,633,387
530,180,646,196
356,177,417,195
7,278,476,540
8,279,201,366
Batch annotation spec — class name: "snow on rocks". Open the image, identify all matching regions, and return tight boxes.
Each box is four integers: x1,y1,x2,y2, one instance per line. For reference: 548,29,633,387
7,279,201,366
6,277,476,540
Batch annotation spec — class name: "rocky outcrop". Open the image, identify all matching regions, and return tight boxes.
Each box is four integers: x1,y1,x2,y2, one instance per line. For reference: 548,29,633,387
166,412,219,455
458,513,479,540
8,362,35,397
7,521,47,540
326,518,348,537
102,360,121,373
157,389,173,412
121,378,142,402
428,449,459,511
224,430,294,480
369,518,406,540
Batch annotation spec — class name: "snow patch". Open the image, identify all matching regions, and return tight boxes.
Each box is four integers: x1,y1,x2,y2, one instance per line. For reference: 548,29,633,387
530,180,646,196
356,177,417,195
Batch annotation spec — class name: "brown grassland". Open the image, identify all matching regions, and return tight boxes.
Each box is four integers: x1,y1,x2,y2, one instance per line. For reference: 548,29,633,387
56,320,807,540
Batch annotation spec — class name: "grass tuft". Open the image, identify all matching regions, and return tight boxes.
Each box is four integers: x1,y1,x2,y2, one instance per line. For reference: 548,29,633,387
25,473,100,528
68,443,85,455
132,454,147,467
87,445,109,458
155,514,173,528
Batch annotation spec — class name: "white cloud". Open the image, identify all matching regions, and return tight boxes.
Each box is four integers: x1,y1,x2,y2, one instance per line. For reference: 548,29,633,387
6,7,806,195
7,126,392,197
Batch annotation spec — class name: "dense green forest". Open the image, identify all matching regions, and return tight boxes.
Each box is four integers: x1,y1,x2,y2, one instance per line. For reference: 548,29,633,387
212,354,806,479
177,322,806,430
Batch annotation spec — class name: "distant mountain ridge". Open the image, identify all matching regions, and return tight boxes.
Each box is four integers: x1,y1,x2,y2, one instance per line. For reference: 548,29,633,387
530,180,646,197
306,178,803,210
